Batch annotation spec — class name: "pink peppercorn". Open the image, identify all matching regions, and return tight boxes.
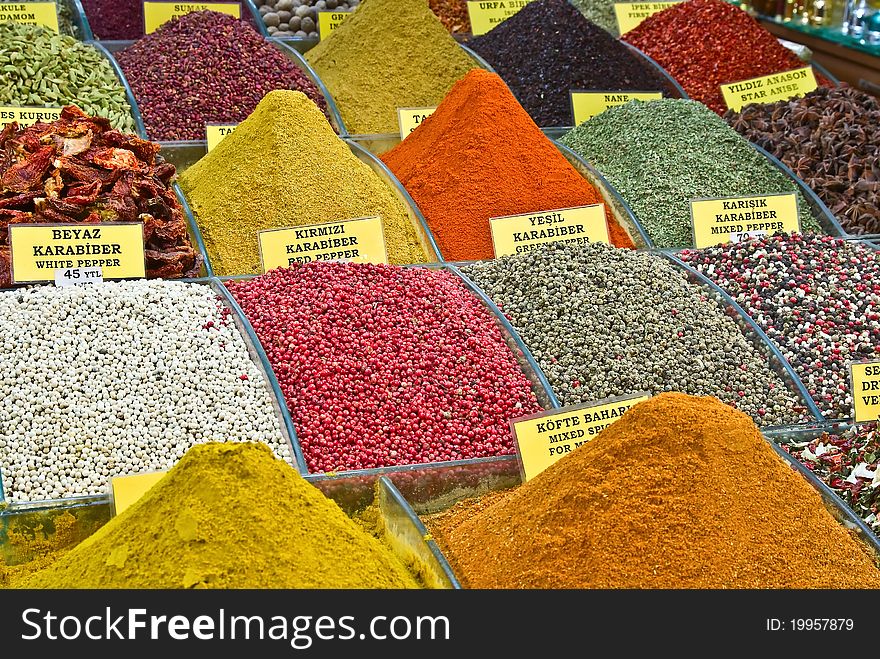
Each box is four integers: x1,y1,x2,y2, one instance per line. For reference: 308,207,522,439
227,263,544,473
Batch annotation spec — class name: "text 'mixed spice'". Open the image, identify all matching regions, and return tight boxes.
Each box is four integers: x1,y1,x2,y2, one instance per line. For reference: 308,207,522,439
466,0,533,35
850,361,880,423
0,2,59,32
142,1,240,33
489,204,609,257
511,392,651,481
720,66,817,112
689,192,800,248
569,90,662,125
613,1,681,34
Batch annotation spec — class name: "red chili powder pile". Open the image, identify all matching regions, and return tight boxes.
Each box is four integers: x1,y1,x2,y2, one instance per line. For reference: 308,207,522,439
428,392,880,588
381,70,635,261
623,0,824,114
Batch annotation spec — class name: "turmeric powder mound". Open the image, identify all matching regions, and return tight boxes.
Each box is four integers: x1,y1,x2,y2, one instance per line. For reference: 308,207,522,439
179,90,427,275
381,70,636,262
429,393,880,588
19,443,419,588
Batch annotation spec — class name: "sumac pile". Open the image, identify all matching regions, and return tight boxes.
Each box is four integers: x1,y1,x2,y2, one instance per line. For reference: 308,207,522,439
227,263,544,473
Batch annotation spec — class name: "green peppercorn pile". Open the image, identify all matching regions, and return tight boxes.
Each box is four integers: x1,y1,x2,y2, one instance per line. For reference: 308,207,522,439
560,99,820,248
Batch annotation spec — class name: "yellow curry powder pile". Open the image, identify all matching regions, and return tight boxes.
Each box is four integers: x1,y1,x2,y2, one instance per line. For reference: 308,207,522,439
179,90,427,275
19,443,419,588
428,393,880,588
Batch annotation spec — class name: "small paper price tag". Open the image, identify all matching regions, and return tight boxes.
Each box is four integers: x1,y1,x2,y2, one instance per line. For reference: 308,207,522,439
206,123,237,151
143,1,240,33
489,204,609,258
689,192,800,249
613,1,682,34
54,266,103,287
0,106,62,130
511,392,651,481
569,90,662,125
317,10,350,38
720,66,817,112
850,361,880,424
397,107,436,139
258,216,387,271
111,471,167,516
0,1,60,32
466,0,534,35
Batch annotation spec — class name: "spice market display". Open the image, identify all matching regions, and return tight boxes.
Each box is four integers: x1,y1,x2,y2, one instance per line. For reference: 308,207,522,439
3,0,880,594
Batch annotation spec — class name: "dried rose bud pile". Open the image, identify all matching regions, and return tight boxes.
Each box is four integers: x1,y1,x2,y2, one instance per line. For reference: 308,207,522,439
725,86,880,236
0,105,201,286
778,423,880,535
116,11,329,141
227,263,544,473
680,234,880,419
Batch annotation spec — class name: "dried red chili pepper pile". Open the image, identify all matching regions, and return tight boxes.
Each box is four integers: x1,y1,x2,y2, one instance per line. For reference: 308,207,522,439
779,424,880,536
0,105,201,285
623,0,827,114
227,262,544,473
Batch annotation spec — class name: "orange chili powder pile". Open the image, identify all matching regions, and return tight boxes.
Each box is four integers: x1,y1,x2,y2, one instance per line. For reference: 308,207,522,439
428,392,880,588
381,70,635,261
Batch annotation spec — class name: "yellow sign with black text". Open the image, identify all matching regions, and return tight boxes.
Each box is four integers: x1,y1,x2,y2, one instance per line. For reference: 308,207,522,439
0,106,62,129
206,123,237,151
850,361,880,423
613,1,681,34
258,216,387,271
489,204,609,257
0,2,59,32
466,0,534,35
512,393,651,481
690,192,800,248
720,66,817,112
143,1,240,33
570,91,662,125
317,10,350,39
397,107,436,139
9,223,146,283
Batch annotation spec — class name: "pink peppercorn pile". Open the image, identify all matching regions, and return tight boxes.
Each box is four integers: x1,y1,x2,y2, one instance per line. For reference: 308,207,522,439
116,11,329,141
227,264,543,473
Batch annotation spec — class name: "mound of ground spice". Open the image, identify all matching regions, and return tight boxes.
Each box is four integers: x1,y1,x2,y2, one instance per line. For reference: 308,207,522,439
428,393,880,588
381,70,635,260
623,0,824,114
179,90,426,274
305,0,477,134
468,0,676,127
20,443,419,588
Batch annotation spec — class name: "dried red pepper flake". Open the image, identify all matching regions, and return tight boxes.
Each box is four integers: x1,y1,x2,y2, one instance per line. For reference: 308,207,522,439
0,105,202,286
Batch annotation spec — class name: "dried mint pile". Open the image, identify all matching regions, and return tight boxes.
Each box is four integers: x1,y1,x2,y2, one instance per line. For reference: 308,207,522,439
0,280,290,502
624,0,824,114
467,0,676,127
462,242,806,426
179,90,427,274
228,262,543,473
116,11,328,141
0,23,136,132
305,0,477,134
725,86,880,236
18,443,419,588
427,393,880,588
255,0,359,37
778,424,880,535
559,99,819,248
0,106,201,285
568,0,619,35
680,234,880,419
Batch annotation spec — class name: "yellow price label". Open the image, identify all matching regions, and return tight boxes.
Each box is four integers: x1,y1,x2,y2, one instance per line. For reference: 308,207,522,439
258,216,387,271
512,393,651,481
489,204,609,258
111,471,167,516
317,10,350,39
0,106,62,130
0,2,59,32
689,192,800,248
720,66,817,112
9,223,146,284
205,123,237,151
397,107,436,140
466,0,534,35
570,90,662,125
613,1,681,34
143,1,240,33
850,361,880,423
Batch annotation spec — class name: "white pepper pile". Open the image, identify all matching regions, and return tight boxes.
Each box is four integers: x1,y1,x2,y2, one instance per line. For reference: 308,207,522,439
461,243,806,427
0,281,290,502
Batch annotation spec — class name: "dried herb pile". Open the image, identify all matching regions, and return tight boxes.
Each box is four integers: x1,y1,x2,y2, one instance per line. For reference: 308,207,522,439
725,86,880,236
428,393,880,588
0,106,201,285
467,0,676,127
